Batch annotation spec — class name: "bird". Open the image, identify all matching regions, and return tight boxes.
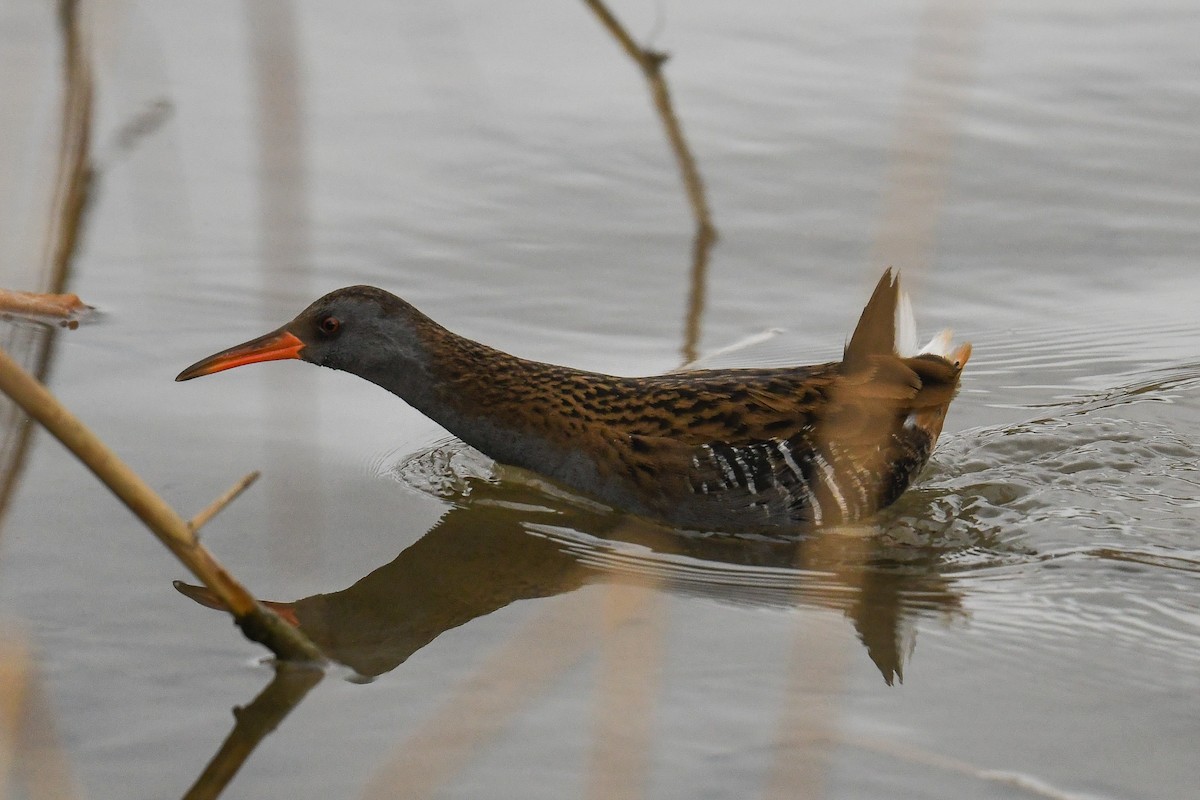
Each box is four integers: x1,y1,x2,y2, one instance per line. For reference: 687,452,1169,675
177,269,970,533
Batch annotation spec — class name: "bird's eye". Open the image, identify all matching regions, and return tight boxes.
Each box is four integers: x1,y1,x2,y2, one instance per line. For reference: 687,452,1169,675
317,315,341,337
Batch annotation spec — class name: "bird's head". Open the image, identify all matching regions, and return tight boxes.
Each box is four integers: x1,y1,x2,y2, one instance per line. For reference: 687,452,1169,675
176,286,436,383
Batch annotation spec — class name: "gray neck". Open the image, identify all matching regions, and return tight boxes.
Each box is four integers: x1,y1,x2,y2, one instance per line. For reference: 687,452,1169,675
342,329,633,512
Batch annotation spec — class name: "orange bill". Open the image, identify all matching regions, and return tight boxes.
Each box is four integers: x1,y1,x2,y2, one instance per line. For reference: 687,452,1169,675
175,328,305,381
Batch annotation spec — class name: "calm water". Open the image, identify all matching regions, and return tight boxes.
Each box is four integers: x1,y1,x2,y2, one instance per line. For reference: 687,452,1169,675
2,1,1198,798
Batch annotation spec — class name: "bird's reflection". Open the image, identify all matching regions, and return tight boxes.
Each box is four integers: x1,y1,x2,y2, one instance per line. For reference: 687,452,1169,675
180,455,964,685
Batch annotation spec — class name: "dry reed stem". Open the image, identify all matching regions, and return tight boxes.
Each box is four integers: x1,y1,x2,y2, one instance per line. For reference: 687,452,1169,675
44,0,94,290
189,471,260,534
0,290,90,324
869,0,983,277
762,2,984,795
244,0,324,573
0,346,322,662
362,588,653,800
761,611,853,800
680,225,715,365
0,632,82,800
574,9,717,775
584,583,666,800
0,635,30,796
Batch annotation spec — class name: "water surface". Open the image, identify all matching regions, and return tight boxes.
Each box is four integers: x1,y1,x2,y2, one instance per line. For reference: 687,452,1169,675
1,1,1198,798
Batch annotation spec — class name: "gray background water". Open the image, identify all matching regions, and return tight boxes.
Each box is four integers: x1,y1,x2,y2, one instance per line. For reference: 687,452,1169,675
1,1,1198,798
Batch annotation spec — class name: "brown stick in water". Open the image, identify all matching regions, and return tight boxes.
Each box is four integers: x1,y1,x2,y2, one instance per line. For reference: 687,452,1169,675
0,346,323,663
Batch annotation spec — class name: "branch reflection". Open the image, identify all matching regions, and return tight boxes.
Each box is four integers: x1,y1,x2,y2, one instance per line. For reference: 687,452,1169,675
182,663,324,800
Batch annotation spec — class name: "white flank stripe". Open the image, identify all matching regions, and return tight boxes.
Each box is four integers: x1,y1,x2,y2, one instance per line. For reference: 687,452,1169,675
710,448,738,488
809,490,823,525
733,453,757,495
774,440,823,525
775,440,805,484
814,453,850,518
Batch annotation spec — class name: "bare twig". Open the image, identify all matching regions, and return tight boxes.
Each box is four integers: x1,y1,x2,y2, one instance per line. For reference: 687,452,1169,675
0,289,91,326
0,631,83,800
189,471,261,534
680,224,716,365
0,346,323,662
582,0,716,239
45,0,96,288
581,0,718,367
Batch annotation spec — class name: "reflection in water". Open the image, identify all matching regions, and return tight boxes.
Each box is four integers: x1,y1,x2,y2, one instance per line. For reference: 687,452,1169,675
171,357,1200,798
173,358,1200,798
0,321,60,519
180,351,1200,697
182,442,967,685
182,664,323,800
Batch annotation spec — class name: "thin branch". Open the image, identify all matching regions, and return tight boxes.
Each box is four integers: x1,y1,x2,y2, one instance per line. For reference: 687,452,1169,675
680,224,716,365
0,346,323,663
189,471,261,534
46,0,96,288
581,0,718,365
0,289,91,327
582,0,716,239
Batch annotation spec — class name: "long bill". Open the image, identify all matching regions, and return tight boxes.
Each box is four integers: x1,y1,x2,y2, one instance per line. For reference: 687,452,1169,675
176,328,305,381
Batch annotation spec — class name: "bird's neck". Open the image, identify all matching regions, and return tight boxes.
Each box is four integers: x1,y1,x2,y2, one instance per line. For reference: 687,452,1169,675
356,321,615,500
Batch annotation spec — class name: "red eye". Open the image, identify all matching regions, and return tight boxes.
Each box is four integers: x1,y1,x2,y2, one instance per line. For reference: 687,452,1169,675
318,316,341,336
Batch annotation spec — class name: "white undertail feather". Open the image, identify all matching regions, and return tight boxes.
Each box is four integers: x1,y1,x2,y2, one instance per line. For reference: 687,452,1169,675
895,291,918,357
920,329,955,358
895,281,969,368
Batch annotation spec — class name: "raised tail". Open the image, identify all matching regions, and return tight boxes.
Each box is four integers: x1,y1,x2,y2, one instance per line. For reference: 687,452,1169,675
829,270,971,514
845,268,972,370
844,268,900,367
